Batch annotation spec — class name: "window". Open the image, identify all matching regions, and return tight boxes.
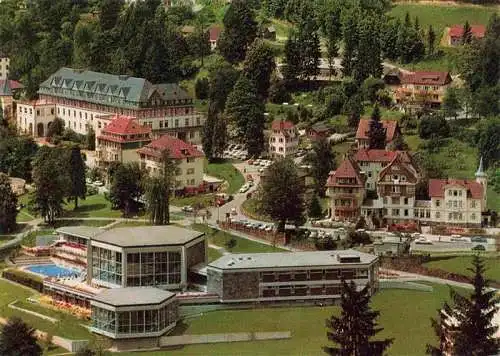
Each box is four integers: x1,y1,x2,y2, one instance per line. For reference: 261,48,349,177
164,120,168,128
36,110,40,116
436,200,440,207
392,175,399,180
190,131,194,138
458,190,462,197
187,168,195,175
391,197,400,205
196,117,200,126
175,119,179,127
368,172,372,178
51,108,54,115
449,213,453,220
98,122,102,129
159,121,163,128
29,108,32,114
426,210,430,218
401,176,406,182
448,190,452,196
404,197,409,205
453,201,457,208
436,212,440,219
187,157,195,163
404,209,408,216
392,209,400,216
392,186,400,193
471,213,476,220
453,190,458,196
471,200,477,208
185,118,189,126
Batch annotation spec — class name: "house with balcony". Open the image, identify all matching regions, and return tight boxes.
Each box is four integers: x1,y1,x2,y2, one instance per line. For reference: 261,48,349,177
383,70,453,110
268,120,299,158
326,157,366,221
95,115,152,170
137,135,205,194
448,24,485,46
355,119,400,149
37,68,205,143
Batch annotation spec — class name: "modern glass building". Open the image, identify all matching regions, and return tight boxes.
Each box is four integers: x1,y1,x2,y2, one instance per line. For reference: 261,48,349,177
90,287,178,339
55,225,207,290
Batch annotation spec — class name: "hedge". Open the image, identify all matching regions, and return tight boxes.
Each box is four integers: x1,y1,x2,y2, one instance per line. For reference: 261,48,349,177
2,269,44,292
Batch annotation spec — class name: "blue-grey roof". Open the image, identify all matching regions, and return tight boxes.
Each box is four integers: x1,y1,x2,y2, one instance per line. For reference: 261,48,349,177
92,287,175,306
38,68,192,109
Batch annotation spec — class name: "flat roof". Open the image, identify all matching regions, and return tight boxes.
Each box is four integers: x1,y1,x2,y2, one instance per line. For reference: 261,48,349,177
56,226,103,239
92,287,175,307
208,250,377,270
92,225,204,247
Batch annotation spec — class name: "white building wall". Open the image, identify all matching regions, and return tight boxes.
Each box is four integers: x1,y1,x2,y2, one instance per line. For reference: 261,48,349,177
0,57,9,80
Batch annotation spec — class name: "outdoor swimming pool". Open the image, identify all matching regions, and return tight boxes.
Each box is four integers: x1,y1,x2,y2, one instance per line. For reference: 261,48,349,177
25,264,81,278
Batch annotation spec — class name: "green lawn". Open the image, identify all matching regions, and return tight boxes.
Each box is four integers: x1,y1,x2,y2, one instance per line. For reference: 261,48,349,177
0,235,15,245
388,3,498,38
391,49,462,74
208,247,223,262
121,283,459,356
191,224,286,253
332,141,354,166
206,160,245,195
16,194,35,223
487,185,500,212
171,194,215,208
0,280,92,340
241,198,273,223
424,255,500,283
63,193,122,218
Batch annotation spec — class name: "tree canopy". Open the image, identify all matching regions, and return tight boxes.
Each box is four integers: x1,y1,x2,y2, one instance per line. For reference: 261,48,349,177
0,173,18,234
0,317,42,356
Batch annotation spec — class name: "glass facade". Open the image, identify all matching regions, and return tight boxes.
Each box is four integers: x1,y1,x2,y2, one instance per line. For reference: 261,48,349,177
126,251,181,287
92,246,123,286
91,303,178,337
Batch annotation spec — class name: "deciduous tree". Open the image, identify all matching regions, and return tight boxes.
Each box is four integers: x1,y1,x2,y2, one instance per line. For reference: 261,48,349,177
260,158,305,232
324,281,393,355
0,317,42,356
308,137,336,196
442,87,462,119
109,162,144,217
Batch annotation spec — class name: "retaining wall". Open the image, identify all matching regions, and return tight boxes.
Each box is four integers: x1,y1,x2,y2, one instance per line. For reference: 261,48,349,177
160,331,291,347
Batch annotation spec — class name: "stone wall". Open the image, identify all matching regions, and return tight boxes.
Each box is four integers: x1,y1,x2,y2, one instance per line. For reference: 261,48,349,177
112,337,159,351
207,268,223,296
186,241,205,269
222,271,259,300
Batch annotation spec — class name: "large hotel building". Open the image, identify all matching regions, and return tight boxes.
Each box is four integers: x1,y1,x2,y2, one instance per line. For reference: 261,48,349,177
19,67,204,143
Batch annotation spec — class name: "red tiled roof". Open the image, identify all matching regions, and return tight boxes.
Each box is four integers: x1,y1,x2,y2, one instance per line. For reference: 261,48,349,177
428,179,483,199
209,26,222,42
0,79,24,90
271,120,295,130
401,71,451,86
356,119,399,142
449,24,486,38
326,158,364,187
137,135,204,160
354,149,411,163
101,115,151,136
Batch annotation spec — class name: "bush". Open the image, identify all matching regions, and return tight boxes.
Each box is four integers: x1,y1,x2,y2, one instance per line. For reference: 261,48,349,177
2,269,44,292
194,77,209,100
418,115,450,139
86,185,98,196
315,236,337,250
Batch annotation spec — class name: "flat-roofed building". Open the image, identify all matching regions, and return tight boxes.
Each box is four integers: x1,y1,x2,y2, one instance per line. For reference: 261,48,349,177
54,225,207,291
207,250,379,303
90,287,178,341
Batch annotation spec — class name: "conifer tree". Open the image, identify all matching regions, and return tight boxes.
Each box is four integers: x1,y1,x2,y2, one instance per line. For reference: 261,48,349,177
462,21,473,44
368,104,386,149
427,25,436,55
0,173,18,234
243,38,276,98
68,146,86,209
324,281,393,355
427,255,499,355
308,194,323,219
309,137,335,196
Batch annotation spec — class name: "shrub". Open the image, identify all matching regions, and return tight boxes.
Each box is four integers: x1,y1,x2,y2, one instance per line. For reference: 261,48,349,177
315,236,337,250
2,269,44,292
418,115,450,139
194,77,209,100
86,185,98,196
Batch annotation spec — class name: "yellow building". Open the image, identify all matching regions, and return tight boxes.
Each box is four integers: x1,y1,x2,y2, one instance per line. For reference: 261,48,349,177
95,115,152,170
137,135,205,194
16,99,56,137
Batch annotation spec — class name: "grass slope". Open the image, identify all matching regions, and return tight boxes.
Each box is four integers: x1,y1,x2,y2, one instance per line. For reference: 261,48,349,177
0,280,92,340
192,224,286,253
206,160,245,195
424,255,500,283
120,283,459,356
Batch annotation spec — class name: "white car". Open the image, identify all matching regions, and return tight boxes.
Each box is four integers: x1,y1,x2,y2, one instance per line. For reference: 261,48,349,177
93,181,104,186
239,185,249,194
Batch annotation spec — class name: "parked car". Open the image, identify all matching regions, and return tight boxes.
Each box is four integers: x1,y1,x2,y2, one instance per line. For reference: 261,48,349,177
415,240,433,245
471,236,488,243
472,244,486,251
231,208,237,215
93,180,104,186
239,185,249,194
182,206,194,212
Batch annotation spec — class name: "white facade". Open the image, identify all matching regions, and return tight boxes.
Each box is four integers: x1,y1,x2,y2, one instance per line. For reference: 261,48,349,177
0,57,9,80
429,185,483,225
268,123,299,158
16,101,56,137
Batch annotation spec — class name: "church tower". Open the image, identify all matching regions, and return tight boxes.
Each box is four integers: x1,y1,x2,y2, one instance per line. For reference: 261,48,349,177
475,156,488,210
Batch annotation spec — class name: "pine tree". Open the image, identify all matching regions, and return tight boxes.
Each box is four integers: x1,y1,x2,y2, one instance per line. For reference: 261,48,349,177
309,137,335,196
462,21,473,44
354,15,383,84
217,0,258,63
296,10,321,82
324,281,393,355
225,76,265,156
208,61,240,115
243,38,276,98
68,146,86,209
442,88,462,119
202,112,227,162
341,6,359,77
427,25,436,55
368,104,386,149
308,194,323,219
283,30,302,83
427,255,499,355
0,173,18,234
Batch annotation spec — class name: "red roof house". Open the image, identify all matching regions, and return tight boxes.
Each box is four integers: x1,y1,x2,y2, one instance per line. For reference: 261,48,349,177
271,120,295,131
355,119,400,149
137,134,204,160
326,157,365,188
97,115,151,143
449,24,486,45
209,26,222,49
400,71,452,86
428,179,484,200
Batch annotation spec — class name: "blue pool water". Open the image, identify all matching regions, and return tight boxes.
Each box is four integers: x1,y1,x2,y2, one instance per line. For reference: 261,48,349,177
26,264,81,278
